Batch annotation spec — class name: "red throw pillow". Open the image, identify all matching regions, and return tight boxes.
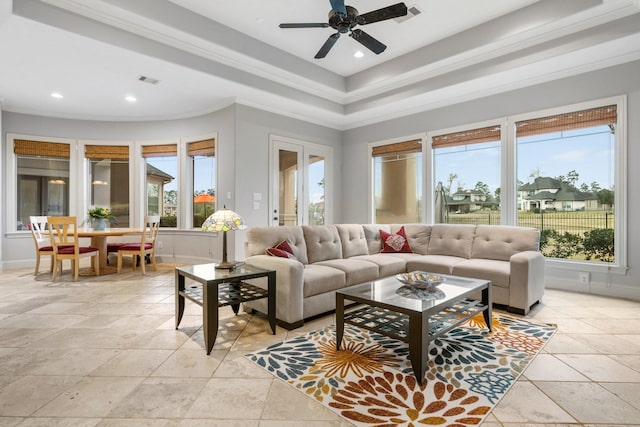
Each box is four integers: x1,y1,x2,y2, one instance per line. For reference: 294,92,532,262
266,240,297,260
380,226,413,253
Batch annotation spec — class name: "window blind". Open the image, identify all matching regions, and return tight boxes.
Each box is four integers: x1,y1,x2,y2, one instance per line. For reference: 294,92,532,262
141,144,178,157
187,139,215,156
371,140,421,157
432,125,501,149
85,145,129,159
14,139,70,158
516,105,617,137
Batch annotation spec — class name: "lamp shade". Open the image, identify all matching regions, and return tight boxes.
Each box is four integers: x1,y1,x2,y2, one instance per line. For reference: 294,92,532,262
202,207,246,232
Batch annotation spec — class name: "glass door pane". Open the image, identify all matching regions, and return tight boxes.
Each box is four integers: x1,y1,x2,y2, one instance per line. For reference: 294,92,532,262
278,148,300,226
308,154,325,225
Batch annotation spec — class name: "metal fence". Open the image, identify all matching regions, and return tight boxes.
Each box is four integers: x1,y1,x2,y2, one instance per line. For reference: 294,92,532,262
446,211,615,234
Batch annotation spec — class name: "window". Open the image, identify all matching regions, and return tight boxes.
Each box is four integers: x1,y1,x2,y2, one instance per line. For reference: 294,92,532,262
189,139,216,228
142,144,177,228
372,139,422,224
431,125,502,225
14,139,70,230
85,145,130,227
516,104,617,263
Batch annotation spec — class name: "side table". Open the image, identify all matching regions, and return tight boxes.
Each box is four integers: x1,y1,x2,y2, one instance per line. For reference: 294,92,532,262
175,263,276,354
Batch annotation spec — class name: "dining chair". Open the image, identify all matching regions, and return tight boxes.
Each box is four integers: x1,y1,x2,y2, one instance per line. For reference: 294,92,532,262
48,216,100,281
29,216,54,276
117,215,160,275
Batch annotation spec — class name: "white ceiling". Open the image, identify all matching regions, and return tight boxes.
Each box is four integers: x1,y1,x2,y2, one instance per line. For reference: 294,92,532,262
1,0,640,130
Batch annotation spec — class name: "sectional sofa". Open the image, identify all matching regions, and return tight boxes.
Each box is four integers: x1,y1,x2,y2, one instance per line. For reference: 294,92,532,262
244,223,545,329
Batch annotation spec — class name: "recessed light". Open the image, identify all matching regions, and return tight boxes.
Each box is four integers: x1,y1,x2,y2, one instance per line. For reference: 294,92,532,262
354,50,364,58
125,95,137,103
51,92,64,99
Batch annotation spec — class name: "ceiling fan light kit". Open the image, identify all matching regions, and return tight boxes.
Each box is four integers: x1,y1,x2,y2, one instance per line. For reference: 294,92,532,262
279,0,408,59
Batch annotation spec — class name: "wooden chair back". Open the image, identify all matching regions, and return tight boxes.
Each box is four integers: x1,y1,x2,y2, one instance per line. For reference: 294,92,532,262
47,216,100,281
29,216,54,275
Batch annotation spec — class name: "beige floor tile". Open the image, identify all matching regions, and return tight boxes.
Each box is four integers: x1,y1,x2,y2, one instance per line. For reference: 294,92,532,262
541,332,597,354
90,349,173,376
213,350,274,379
579,317,640,334
186,378,272,419
151,349,225,378
132,329,193,350
522,354,589,381
18,418,102,427
259,421,352,427
535,381,640,424
609,354,640,372
28,348,120,376
180,421,259,427
555,354,640,382
108,377,208,418
261,379,343,421
0,417,22,427
566,332,640,354
491,381,575,424
99,419,179,427
601,382,640,410
33,377,144,417
0,375,81,416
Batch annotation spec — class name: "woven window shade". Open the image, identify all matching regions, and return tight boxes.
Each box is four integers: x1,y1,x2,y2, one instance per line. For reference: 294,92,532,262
432,125,501,149
372,140,421,157
516,105,617,137
142,144,178,157
85,145,129,159
14,139,70,158
188,139,215,156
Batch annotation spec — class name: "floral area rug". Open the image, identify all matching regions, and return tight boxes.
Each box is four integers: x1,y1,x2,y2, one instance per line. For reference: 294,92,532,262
246,313,556,427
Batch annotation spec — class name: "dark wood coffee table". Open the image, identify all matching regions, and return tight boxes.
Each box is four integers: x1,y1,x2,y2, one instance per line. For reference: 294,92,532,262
336,273,492,385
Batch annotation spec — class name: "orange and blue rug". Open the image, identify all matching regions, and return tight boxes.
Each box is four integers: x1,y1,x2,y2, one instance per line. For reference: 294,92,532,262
246,313,556,426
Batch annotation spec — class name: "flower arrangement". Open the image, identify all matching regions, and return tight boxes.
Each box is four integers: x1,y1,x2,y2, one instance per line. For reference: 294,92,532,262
88,206,114,219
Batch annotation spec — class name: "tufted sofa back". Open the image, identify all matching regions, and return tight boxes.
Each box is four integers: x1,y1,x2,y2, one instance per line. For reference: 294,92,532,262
471,225,540,261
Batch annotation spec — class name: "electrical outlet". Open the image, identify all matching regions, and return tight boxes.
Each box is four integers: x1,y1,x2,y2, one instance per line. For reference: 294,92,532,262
578,271,590,284
157,241,163,249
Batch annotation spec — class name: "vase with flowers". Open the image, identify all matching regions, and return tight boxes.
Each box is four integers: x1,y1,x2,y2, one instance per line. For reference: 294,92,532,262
88,206,114,230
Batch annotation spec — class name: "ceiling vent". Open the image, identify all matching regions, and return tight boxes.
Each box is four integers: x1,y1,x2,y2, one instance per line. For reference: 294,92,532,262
394,5,422,23
137,75,160,85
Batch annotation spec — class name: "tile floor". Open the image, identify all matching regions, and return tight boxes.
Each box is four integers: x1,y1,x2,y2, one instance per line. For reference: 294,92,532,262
0,262,639,426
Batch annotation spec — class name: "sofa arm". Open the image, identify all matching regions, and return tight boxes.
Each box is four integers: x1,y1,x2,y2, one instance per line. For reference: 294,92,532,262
509,250,545,314
244,254,305,326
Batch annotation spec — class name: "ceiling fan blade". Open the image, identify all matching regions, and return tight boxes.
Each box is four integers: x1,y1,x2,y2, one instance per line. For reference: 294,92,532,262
279,23,329,29
356,2,408,25
329,0,347,15
315,32,340,59
349,29,386,54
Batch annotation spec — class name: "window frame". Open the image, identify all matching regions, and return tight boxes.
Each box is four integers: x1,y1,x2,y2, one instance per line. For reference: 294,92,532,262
183,132,217,229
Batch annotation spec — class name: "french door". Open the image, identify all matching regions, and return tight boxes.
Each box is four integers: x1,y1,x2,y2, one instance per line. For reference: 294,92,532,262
269,136,332,226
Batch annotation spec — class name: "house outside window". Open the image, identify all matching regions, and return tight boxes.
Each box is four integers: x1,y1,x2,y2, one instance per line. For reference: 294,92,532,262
431,124,501,224
142,144,177,228
515,104,618,263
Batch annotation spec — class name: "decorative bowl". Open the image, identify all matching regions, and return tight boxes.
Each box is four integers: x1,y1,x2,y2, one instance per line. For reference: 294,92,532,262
395,271,444,289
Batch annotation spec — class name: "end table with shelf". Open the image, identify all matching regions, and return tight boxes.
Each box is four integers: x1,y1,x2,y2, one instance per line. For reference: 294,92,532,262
175,263,276,354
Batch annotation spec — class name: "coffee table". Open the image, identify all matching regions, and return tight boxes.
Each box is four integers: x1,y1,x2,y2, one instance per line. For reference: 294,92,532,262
336,273,492,385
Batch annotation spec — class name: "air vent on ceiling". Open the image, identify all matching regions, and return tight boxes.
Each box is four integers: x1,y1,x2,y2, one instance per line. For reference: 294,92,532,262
394,5,421,23
137,75,160,85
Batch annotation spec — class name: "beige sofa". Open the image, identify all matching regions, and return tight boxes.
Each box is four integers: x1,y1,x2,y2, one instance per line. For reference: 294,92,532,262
244,224,545,329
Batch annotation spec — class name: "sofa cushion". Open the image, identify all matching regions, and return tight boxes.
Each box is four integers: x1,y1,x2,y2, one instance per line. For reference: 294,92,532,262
303,264,346,297
407,255,466,275
303,225,343,263
335,224,368,258
392,224,431,255
246,226,309,264
363,224,389,254
380,226,413,253
266,240,297,259
427,224,476,258
314,259,380,286
471,225,540,261
452,258,510,288
351,254,407,277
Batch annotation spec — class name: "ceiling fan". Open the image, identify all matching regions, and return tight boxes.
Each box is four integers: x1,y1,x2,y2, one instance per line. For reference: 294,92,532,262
279,0,408,59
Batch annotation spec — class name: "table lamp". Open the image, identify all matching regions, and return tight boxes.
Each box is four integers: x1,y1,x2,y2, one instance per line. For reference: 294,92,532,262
202,206,247,269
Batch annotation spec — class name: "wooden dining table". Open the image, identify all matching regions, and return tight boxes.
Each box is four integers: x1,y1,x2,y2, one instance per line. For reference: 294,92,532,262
76,227,142,273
